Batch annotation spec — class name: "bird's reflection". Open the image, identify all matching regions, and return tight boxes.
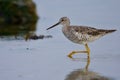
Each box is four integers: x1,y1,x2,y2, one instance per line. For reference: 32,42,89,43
65,57,113,80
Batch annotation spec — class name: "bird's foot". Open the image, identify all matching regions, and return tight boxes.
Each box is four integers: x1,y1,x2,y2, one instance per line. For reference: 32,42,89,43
67,51,76,58
67,55,73,58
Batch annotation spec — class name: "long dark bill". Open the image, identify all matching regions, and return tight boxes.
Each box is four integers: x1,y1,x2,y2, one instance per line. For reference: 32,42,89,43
46,22,61,30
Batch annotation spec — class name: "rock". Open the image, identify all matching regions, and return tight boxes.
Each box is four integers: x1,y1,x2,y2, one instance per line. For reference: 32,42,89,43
0,0,38,24
0,22,37,40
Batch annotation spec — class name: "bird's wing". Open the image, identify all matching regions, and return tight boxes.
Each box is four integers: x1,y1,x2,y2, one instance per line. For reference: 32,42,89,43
71,26,101,36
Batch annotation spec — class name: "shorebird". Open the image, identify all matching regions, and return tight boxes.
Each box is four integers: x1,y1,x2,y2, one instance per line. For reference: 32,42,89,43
46,17,116,58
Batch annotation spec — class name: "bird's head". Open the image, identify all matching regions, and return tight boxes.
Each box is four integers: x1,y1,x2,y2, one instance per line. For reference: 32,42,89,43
46,17,70,30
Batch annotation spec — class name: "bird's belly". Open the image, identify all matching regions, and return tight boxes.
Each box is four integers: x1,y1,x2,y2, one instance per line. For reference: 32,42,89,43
62,31,88,44
62,30,101,44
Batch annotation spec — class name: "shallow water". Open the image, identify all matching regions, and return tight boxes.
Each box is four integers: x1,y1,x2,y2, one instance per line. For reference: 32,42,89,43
0,0,120,80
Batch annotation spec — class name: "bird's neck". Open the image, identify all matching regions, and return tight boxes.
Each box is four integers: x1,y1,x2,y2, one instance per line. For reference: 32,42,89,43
62,24,68,27
62,23,71,32
62,22,70,27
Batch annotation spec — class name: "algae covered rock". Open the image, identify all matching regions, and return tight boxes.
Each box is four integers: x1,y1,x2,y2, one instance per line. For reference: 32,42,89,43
0,0,38,24
0,22,37,40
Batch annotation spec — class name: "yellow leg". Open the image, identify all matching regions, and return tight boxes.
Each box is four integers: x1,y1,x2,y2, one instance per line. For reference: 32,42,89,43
67,51,87,58
85,44,90,58
85,56,90,72
67,43,90,58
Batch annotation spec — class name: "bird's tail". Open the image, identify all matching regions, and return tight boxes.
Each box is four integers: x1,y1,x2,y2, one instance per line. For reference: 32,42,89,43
98,29,116,36
105,29,116,33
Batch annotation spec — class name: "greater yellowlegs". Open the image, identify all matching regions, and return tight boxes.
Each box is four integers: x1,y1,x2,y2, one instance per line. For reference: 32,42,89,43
46,17,116,58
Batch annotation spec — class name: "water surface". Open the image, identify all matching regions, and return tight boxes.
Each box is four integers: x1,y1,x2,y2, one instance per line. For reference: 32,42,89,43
0,0,120,80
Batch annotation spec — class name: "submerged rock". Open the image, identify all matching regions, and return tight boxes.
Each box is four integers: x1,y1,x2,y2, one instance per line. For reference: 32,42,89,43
0,0,38,24
26,34,52,40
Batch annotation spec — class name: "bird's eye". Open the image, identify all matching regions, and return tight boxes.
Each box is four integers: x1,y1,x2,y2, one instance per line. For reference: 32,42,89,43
61,19,64,21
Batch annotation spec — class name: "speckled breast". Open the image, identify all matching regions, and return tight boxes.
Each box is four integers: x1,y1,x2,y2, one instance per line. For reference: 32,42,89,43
62,27,89,44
